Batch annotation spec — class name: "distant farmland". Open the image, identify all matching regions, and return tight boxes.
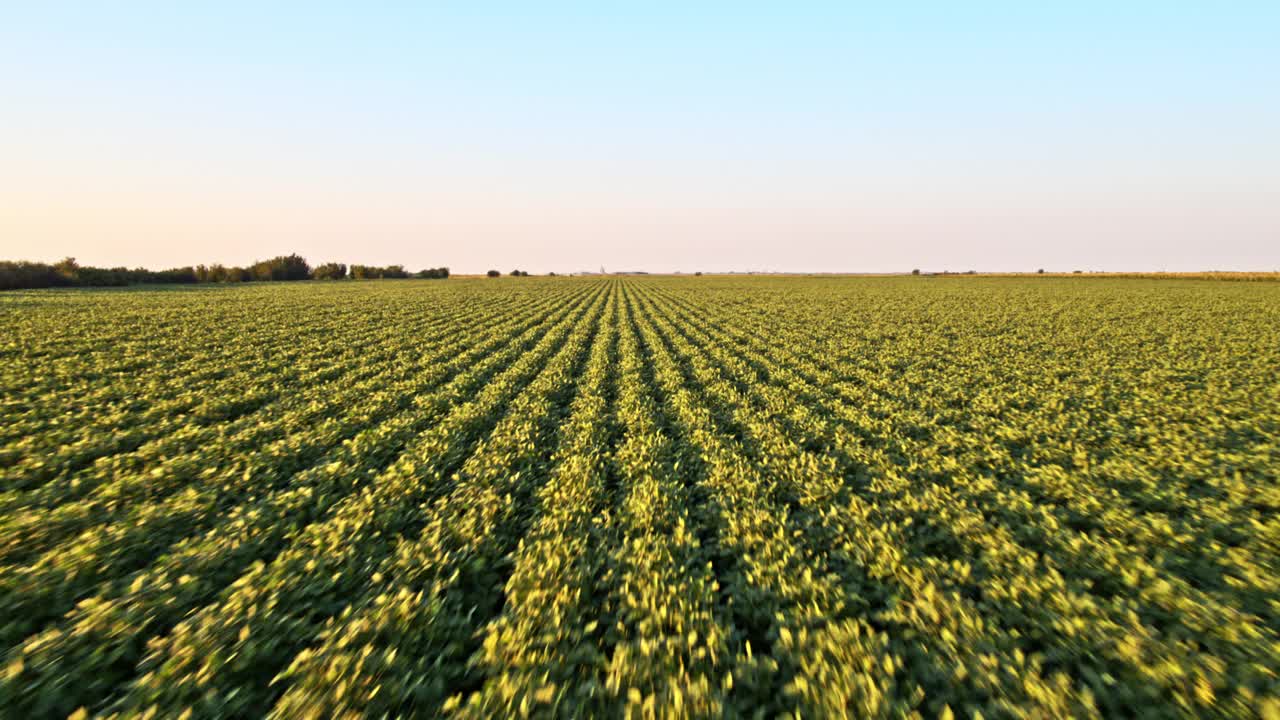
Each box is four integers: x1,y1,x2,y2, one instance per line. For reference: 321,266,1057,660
2,276,1277,718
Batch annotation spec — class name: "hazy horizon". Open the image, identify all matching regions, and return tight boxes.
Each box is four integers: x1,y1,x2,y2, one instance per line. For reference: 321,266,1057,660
3,3,1277,274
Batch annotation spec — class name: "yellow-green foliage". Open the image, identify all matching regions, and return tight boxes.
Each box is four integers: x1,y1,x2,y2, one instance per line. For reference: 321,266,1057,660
0,276,1277,718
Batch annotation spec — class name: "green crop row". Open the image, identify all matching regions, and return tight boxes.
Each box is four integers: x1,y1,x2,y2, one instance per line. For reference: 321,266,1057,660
1,276,1276,719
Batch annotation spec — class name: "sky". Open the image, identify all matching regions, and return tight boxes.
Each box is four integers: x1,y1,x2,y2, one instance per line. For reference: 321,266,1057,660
2,2,1277,274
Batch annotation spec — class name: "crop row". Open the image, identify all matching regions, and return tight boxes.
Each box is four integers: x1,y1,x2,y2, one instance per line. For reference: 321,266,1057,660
1,276,1276,718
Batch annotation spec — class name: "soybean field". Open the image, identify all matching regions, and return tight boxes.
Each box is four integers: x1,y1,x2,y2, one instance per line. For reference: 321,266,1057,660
2,276,1278,719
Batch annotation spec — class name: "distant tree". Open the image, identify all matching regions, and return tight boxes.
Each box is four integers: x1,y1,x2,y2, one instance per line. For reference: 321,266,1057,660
1038,268,1045,274
510,269,529,277
548,271,557,277
249,254,310,281
0,261,63,289
695,271,703,276
349,264,409,279
150,267,198,284
1073,270,1083,274
487,269,501,278
0,259,182,289
54,257,80,283
75,266,130,286
911,268,920,275
249,257,273,282
195,263,248,283
2,253,446,289
312,262,347,280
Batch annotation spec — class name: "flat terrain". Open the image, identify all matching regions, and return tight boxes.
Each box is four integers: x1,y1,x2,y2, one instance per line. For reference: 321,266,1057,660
2,277,1278,718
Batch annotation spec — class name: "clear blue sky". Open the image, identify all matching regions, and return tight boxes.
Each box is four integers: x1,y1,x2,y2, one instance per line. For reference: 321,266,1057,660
2,2,1277,272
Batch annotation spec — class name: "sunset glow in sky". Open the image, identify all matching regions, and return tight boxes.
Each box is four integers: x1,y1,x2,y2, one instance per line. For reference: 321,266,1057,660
2,2,1277,273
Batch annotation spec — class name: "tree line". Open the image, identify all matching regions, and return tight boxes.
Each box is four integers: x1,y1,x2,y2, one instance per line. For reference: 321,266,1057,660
0,255,450,290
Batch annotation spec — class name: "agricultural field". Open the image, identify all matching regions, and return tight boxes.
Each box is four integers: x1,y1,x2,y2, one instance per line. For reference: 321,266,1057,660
1,276,1278,719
